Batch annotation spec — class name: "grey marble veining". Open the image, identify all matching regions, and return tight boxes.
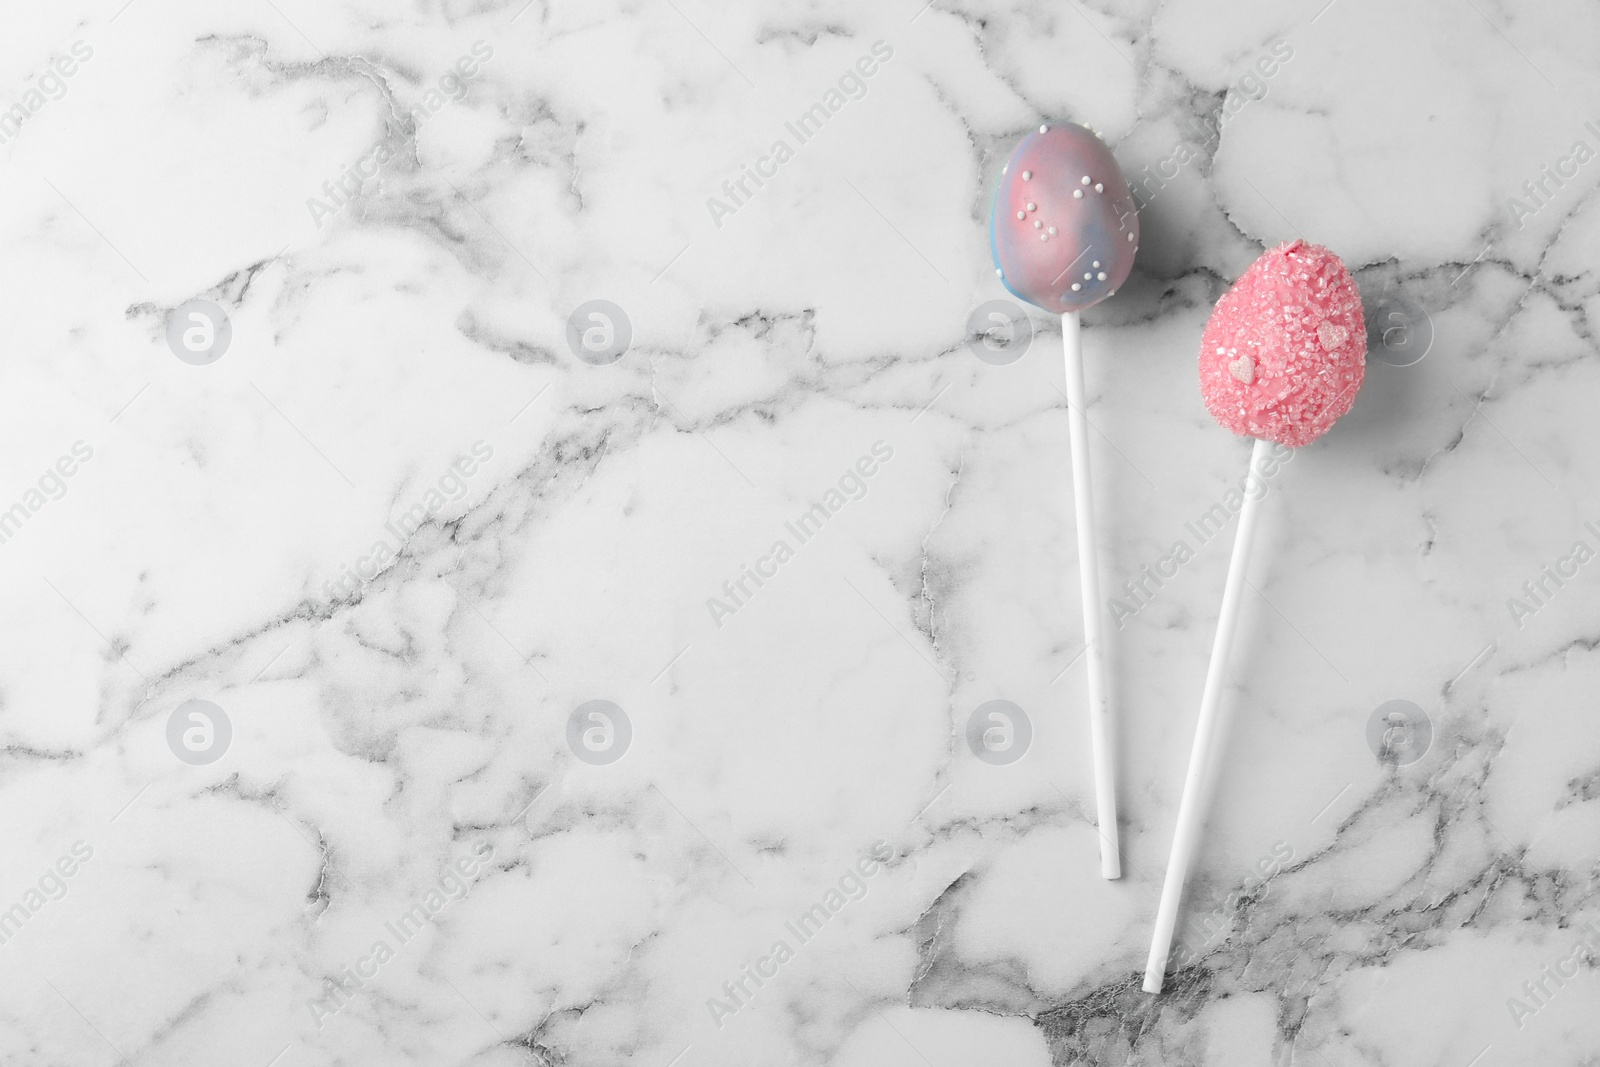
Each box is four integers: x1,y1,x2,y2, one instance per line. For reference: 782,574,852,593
0,0,1597,1064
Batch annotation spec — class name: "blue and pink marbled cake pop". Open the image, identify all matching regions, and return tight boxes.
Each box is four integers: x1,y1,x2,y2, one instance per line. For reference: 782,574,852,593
990,123,1139,314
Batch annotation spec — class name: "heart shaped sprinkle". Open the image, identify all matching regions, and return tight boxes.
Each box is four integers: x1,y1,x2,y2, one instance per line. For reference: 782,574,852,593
1229,356,1255,384
1317,321,1349,351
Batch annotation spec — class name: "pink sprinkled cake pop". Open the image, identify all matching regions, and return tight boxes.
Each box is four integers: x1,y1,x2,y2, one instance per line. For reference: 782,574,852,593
1198,240,1366,448
991,123,1139,313
1144,239,1368,994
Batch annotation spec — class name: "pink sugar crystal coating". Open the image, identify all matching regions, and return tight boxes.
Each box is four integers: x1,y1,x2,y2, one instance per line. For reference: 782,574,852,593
1198,240,1366,447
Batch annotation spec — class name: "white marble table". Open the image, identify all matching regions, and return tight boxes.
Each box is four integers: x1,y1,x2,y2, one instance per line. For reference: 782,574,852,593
1,0,1597,1064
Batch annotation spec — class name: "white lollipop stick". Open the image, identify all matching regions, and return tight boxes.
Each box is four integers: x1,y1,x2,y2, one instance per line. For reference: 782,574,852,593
1143,436,1273,991
1061,312,1120,880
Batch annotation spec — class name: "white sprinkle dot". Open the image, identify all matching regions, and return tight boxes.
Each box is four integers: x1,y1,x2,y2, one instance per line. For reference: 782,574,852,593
1022,170,1032,180
1127,233,1135,241
996,268,1004,277
1071,283,1081,291
1039,124,1048,133
1083,273,1092,280
1034,220,1042,229
1081,176,1090,185
1017,211,1025,220
1047,226,1057,235
1092,261,1100,268
1094,183,1103,193
1073,189,1083,199
1097,272,1107,281
1027,202,1036,211
1040,233,1049,241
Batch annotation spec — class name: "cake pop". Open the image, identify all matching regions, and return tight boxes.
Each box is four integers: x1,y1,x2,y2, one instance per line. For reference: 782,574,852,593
990,121,1140,880
991,123,1139,313
1143,239,1365,992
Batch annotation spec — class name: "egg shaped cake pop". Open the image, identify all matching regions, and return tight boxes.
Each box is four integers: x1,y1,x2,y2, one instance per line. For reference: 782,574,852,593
990,122,1139,314
1199,240,1366,448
